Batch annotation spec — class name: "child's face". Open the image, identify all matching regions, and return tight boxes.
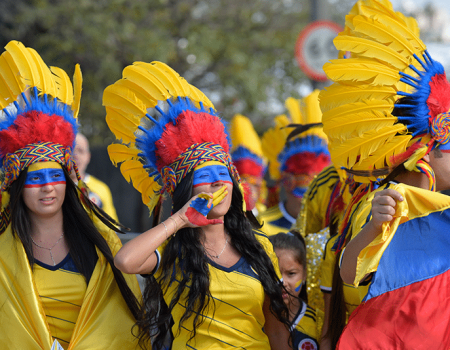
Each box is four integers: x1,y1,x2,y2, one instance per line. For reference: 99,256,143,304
275,248,305,307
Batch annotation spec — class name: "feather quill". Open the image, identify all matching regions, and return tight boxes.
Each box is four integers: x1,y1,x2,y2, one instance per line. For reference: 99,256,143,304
188,84,215,110
122,65,170,102
72,64,82,119
353,134,411,170
285,97,302,124
5,41,39,88
28,48,57,98
103,84,147,117
0,52,26,96
50,66,73,105
107,143,140,165
319,83,397,113
330,123,406,170
115,79,157,108
334,35,411,70
151,61,190,97
135,62,185,98
105,107,139,144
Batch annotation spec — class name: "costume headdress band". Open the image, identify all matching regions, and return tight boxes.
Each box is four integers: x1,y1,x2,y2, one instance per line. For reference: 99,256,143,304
161,142,239,195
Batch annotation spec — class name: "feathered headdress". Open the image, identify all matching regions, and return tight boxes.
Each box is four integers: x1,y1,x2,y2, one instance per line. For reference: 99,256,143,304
320,0,450,184
104,61,241,214
229,114,266,180
261,92,330,201
0,40,82,232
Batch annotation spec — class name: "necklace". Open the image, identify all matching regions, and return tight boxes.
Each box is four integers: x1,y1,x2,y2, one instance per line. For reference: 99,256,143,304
31,232,64,266
205,236,228,259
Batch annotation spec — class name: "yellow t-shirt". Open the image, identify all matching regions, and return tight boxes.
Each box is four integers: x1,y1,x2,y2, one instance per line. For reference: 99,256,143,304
34,255,86,349
291,301,319,350
155,231,280,349
84,174,118,221
257,202,296,236
320,235,369,315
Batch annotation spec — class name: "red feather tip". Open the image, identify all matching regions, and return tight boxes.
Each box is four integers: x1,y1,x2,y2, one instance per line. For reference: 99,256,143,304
284,152,331,175
234,159,264,178
0,111,75,158
155,110,230,169
427,74,450,118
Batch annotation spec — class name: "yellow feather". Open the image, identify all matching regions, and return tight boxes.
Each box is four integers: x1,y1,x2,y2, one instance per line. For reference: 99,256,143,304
72,64,82,119
285,97,302,124
105,107,139,144
229,114,264,159
103,84,147,117
5,41,39,88
107,144,140,166
0,59,16,108
323,109,397,142
151,61,190,97
0,51,26,96
141,177,162,214
324,58,400,86
188,84,215,111
302,90,322,124
334,35,411,70
50,66,73,105
319,83,397,113
115,78,157,108
135,61,187,98
330,123,406,170
353,134,411,170
122,65,170,101
28,48,57,98
350,16,417,58
119,159,148,184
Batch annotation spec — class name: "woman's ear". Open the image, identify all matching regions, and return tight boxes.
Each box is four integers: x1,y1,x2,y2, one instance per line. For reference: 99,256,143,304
422,153,430,163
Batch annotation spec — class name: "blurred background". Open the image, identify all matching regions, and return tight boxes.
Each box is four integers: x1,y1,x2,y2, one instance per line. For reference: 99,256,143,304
1,0,448,232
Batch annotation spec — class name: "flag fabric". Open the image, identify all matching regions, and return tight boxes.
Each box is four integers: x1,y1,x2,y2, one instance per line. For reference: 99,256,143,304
338,183,450,349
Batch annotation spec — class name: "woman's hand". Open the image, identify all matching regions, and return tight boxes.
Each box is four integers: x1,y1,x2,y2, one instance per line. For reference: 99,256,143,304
371,189,404,230
177,185,228,228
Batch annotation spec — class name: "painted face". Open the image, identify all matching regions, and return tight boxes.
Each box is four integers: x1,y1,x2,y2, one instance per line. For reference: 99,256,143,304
192,161,233,219
193,163,233,188
275,248,305,308
22,162,66,219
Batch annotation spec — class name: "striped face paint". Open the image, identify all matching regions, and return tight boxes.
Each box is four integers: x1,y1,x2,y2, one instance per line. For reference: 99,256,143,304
193,162,232,188
24,162,66,188
295,279,304,293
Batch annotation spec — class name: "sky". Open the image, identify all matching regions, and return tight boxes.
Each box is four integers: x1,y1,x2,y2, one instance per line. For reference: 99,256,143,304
390,0,450,12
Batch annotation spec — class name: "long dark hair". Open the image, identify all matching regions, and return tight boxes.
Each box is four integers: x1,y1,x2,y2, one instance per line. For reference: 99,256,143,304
9,166,141,321
137,170,289,348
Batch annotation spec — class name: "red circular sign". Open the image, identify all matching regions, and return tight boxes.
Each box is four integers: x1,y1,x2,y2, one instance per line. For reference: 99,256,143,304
295,20,343,82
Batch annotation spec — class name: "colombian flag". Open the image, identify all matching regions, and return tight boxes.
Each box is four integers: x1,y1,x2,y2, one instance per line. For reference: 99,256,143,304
338,183,450,349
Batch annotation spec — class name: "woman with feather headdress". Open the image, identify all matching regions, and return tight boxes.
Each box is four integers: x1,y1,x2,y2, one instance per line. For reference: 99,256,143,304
320,0,450,347
0,41,143,349
105,61,291,349
258,92,331,237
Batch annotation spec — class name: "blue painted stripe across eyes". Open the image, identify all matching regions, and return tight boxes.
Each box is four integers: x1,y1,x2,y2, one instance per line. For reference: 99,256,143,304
24,169,66,188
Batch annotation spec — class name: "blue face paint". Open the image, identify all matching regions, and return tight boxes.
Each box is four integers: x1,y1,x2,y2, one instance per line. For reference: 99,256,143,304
24,168,66,188
193,164,232,188
295,279,304,293
292,186,307,198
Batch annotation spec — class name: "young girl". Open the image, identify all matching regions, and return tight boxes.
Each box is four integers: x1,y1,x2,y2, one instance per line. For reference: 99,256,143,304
270,231,319,350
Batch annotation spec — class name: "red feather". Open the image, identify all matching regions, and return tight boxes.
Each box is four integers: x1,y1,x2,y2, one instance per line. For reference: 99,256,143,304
233,159,264,178
284,152,331,175
427,73,450,119
155,110,230,170
0,111,75,158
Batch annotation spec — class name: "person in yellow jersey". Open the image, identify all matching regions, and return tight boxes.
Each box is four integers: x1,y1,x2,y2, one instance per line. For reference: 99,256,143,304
71,133,118,221
104,61,291,349
258,93,331,236
0,41,144,349
270,231,319,350
228,114,268,217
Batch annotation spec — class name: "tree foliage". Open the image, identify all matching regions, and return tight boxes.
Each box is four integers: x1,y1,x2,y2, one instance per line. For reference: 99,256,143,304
0,0,351,143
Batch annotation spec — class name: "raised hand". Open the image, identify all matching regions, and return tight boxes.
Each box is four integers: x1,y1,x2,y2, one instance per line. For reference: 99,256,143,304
181,186,228,227
371,189,404,230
